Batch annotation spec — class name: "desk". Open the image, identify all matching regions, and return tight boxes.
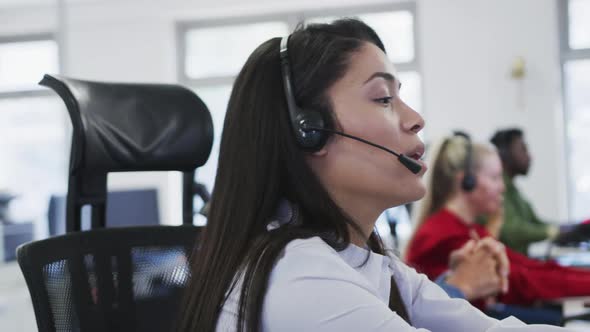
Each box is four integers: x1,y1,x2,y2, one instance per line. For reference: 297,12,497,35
561,296,590,319
528,241,590,328
529,240,590,268
550,296,590,330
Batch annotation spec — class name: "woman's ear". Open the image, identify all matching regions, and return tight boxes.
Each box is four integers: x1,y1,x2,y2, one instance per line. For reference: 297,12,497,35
310,148,328,157
305,147,329,174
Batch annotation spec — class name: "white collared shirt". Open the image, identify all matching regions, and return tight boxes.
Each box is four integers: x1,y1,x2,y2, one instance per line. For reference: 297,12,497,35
216,236,571,331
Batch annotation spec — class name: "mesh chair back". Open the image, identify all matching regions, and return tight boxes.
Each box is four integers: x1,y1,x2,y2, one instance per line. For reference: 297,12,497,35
18,225,200,332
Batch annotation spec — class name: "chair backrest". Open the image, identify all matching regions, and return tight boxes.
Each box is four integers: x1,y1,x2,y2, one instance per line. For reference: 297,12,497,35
39,74,214,231
18,75,214,331
18,225,200,332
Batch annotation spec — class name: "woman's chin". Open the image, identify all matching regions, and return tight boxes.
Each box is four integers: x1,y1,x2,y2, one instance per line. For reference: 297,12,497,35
397,185,426,205
412,183,427,200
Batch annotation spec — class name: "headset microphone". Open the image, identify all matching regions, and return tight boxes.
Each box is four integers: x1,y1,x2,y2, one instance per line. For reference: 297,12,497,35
302,125,423,175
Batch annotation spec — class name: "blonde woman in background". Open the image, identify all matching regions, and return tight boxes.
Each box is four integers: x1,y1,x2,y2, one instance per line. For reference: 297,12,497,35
406,134,590,325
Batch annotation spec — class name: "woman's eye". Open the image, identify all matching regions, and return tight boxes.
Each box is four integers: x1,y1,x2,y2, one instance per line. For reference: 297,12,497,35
374,96,393,106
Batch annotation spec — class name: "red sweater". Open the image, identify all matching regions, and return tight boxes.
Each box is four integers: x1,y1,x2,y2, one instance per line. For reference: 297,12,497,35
406,208,590,305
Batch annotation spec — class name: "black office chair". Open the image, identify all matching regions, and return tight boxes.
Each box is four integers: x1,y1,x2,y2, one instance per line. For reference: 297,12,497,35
17,74,213,332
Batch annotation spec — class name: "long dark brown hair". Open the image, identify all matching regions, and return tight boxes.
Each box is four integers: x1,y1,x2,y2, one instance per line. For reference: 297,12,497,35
178,19,406,332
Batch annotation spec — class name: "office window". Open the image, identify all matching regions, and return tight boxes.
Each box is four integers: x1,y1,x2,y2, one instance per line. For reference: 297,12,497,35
0,39,58,92
568,0,590,50
560,0,590,220
0,36,65,238
184,22,289,79
179,3,420,193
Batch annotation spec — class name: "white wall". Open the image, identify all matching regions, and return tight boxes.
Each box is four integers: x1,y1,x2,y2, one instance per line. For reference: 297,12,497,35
419,0,566,222
0,0,568,225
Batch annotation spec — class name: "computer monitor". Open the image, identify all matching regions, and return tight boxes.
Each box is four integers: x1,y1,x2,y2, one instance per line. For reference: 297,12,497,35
47,189,159,236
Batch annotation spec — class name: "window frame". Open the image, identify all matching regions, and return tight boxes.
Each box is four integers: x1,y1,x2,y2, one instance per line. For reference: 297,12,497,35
0,32,67,239
558,0,590,219
176,2,420,86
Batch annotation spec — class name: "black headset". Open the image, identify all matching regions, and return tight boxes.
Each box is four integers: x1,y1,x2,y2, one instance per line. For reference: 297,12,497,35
279,35,329,152
453,131,476,192
279,35,423,174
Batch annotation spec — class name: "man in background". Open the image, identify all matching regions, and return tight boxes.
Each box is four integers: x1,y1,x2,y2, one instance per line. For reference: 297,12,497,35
490,128,559,255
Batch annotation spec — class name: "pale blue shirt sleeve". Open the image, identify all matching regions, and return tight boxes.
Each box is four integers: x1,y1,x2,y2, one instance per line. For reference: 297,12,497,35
434,271,466,299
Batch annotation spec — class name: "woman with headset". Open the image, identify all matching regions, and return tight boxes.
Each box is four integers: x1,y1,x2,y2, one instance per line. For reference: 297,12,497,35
406,135,590,324
178,19,568,331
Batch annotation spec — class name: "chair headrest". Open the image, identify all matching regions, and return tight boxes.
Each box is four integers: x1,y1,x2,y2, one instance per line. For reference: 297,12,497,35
40,74,214,174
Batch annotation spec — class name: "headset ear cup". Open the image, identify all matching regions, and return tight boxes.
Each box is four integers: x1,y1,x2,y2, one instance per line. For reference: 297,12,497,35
296,110,328,152
452,131,476,192
279,35,329,152
461,174,477,192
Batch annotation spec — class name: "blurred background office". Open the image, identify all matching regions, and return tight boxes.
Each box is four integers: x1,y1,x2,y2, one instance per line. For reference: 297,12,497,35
0,0,589,330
